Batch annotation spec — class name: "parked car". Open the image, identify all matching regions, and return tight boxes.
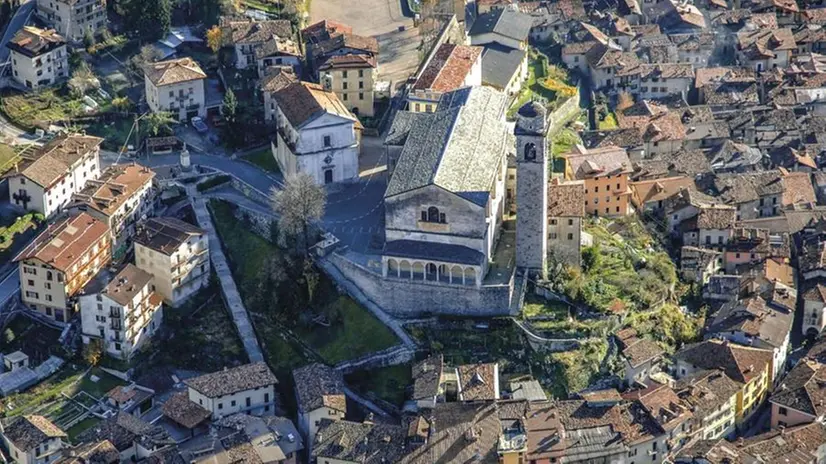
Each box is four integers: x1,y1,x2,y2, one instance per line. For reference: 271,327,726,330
191,116,208,133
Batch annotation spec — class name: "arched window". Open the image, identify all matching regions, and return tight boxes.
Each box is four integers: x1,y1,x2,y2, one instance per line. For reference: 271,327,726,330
524,142,537,161
428,206,440,222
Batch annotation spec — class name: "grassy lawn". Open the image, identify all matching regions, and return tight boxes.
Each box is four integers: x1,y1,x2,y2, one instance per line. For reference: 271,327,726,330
345,364,412,407
508,50,576,119
548,339,608,398
155,281,249,372
2,366,85,417
0,143,17,175
552,127,581,157
0,212,44,255
242,0,282,13
208,200,398,368
598,112,618,130
0,88,84,130
77,367,127,398
66,417,100,442
242,147,280,174
84,117,135,152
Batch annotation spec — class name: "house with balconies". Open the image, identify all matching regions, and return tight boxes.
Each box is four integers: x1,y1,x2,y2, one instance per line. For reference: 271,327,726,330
14,212,111,324
133,217,209,307
1,415,66,464
35,0,107,42
79,264,163,361
7,26,68,90
144,57,207,122
67,164,156,254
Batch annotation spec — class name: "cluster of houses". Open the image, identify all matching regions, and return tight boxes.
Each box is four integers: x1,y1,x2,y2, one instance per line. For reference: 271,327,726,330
5,132,209,361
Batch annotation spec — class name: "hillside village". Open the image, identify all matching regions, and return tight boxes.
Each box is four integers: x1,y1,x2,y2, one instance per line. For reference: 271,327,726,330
0,0,825,462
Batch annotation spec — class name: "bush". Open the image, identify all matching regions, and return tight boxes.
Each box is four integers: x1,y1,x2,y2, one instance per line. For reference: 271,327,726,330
196,175,231,192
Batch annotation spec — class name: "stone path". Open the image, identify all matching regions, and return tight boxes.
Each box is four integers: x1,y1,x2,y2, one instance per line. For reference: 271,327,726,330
188,186,265,364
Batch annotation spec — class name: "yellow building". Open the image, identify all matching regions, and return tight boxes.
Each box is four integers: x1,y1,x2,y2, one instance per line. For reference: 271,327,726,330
676,369,741,440
562,145,633,217
319,55,378,117
14,212,111,324
675,340,774,432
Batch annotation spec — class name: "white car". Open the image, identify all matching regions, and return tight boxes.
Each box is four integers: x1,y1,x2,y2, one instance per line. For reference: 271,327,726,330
191,116,208,133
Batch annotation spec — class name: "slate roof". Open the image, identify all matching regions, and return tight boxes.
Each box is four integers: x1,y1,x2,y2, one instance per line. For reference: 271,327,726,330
384,111,432,146
260,66,297,93
3,415,65,452
223,19,293,44
411,355,443,401
769,359,826,417
581,128,644,150
313,419,407,463
274,81,356,129
708,295,793,349
697,205,737,229
385,86,509,206
548,179,585,217
383,240,486,265
144,57,206,86
711,171,786,204
252,36,300,60
468,8,533,42
708,140,763,172
675,339,773,383
480,43,527,90
414,43,482,92
292,363,346,413
15,212,108,272
7,26,65,58
509,379,548,402
6,133,103,188
185,362,278,398
134,217,204,255
77,413,172,452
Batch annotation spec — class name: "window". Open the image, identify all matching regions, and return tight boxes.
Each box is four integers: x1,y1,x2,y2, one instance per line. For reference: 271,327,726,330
27,280,34,286
567,233,573,240
342,93,348,101
550,219,557,225
343,82,348,90
550,233,558,239
359,69,364,78
231,400,236,407
359,92,364,100
779,407,788,416
342,70,348,78
218,403,223,409
246,397,251,407
46,295,52,302
595,186,599,193
359,81,364,89
323,135,332,147
568,219,573,226
45,282,51,290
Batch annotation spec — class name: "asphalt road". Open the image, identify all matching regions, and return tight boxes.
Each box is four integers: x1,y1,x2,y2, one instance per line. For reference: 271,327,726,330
0,0,35,65
0,267,20,308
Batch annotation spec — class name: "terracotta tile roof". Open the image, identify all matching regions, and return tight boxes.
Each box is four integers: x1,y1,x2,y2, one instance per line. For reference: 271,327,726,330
414,43,482,92
252,35,300,60
457,363,499,401
738,422,826,462
312,32,378,60
637,386,692,431
782,171,817,206
737,28,797,59
579,389,623,403
619,110,686,143
7,133,102,188
134,217,204,255
561,40,598,55
185,362,278,398
695,66,755,87
631,176,694,206
144,57,206,86
585,43,641,69
71,164,155,218
804,8,826,23
581,128,643,150
675,339,774,383
318,53,376,70
301,19,352,43
260,66,297,93
547,178,585,217
8,26,65,58
4,415,65,452
711,170,786,204
697,205,737,229
274,81,355,129
313,419,407,463
637,63,695,79
59,439,120,463
292,363,346,413
15,212,108,272
675,370,741,418
162,391,211,429
770,359,826,417
802,278,826,303
564,145,632,179
223,19,293,44
622,337,665,368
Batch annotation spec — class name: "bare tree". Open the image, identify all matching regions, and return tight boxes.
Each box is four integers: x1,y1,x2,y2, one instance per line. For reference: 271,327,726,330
68,63,100,97
270,173,326,253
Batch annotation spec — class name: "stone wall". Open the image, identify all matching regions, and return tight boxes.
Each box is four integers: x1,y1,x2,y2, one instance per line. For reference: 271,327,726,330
326,251,516,317
335,345,415,374
230,177,271,205
228,203,275,242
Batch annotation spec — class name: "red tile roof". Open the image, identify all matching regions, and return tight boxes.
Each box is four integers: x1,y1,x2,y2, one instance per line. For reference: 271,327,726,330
414,43,483,92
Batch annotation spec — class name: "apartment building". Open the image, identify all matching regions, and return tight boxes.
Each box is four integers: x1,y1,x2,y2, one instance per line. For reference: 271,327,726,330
675,369,741,440
563,145,634,216
1,415,66,464
14,212,111,324
144,57,207,121
35,0,107,42
79,264,163,360
318,54,378,117
293,363,346,451
184,362,279,419
221,18,294,70
68,164,156,252
7,26,68,90
547,178,586,267
261,66,297,124
133,217,209,307
271,81,361,185
5,133,103,218
769,359,826,429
